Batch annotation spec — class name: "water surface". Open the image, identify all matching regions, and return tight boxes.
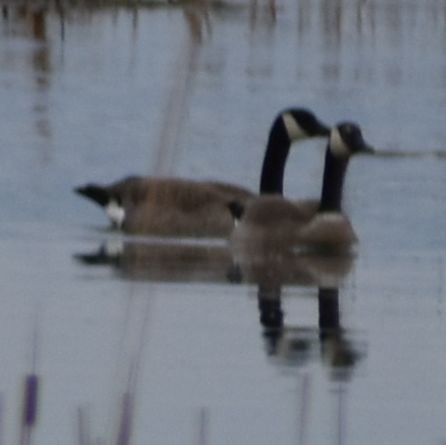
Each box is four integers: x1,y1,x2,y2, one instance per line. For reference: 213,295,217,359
0,1,445,444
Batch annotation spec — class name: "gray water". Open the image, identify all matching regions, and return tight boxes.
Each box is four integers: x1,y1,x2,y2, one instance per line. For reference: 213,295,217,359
1,1,446,444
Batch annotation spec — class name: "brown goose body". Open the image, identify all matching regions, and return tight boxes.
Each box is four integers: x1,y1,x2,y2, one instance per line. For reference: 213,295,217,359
235,195,320,226
77,176,255,237
230,123,373,253
231,196,356,251
75,108,330,238
230,196,351,254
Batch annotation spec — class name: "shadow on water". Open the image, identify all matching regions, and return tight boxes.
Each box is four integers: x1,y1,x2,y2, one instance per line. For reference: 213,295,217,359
258,285,364,378
74,237,355,286
72,237,363,444
258,284,366,445
71,216,361,443
73,256,362,443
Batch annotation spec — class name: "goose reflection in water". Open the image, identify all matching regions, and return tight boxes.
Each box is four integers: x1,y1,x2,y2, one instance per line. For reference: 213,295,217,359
258,285,365,379
257,284,366,445
74,238,354,286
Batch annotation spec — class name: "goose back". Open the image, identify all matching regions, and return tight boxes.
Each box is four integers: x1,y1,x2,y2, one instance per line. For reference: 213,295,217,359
100,176,255,237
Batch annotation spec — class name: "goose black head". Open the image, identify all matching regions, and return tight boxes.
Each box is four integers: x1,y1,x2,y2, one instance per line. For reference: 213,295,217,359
281,108,330,141
329,122,374,158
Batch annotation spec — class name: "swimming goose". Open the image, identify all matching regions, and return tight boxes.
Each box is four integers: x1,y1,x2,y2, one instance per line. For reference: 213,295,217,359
229,122,374,252
75,108,329,238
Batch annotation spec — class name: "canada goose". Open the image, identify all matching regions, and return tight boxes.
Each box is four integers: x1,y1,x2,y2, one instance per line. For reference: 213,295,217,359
229,122,374,252
75,108,329,238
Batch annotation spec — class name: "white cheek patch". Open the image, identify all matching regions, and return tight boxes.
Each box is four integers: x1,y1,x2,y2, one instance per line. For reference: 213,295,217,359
282,113,307,140
329,127,350,157
106,201,126,228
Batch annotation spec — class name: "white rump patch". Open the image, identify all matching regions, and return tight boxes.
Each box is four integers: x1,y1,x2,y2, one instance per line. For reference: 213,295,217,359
282,113,306,140
329,127,350,157
106,201,126,228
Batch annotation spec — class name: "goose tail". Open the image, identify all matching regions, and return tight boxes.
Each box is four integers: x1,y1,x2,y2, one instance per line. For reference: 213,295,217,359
74,184,111,208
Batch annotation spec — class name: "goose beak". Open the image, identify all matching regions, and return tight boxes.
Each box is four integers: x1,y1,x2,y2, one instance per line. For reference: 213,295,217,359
354,134,375,155
358,142,375,155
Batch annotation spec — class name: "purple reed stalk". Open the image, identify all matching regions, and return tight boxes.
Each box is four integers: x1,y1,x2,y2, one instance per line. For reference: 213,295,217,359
22,374,39,428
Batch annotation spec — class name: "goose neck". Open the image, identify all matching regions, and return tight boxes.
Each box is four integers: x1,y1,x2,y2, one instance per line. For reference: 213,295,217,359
318,148,349,213
259,118,291,195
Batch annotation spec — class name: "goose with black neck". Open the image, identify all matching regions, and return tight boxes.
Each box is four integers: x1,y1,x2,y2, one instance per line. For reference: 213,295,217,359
75,108,329,238
229,122,374,253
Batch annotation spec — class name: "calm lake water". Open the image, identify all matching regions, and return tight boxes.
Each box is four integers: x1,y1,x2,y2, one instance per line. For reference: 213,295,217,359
1,1,446,444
